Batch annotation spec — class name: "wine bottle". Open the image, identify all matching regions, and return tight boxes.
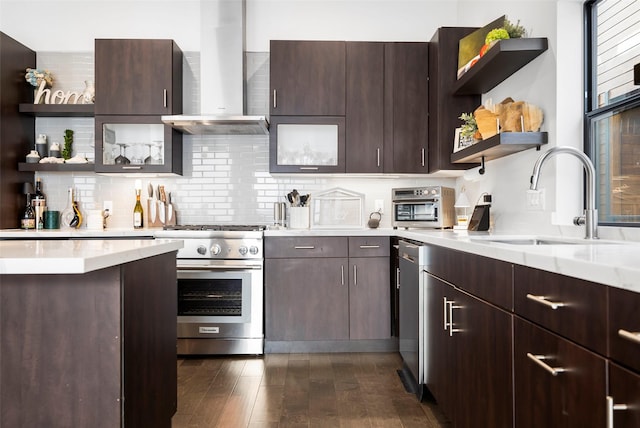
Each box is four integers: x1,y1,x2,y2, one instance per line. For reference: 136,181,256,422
21,193,36,230
133,189,144,228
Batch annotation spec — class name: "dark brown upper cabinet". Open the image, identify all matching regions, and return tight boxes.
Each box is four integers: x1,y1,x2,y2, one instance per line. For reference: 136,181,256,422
0,32,36,228
270,40,345,116
345,42,429,174
95,39,183,116
384,42,429,173
345,42,384,173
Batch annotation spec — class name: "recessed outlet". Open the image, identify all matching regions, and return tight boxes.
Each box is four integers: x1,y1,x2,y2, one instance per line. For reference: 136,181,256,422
374,199,384,214
103,200,113,215
526,189,545,211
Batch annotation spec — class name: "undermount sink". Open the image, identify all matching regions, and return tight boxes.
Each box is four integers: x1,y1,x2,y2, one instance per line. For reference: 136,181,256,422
470,236,619,246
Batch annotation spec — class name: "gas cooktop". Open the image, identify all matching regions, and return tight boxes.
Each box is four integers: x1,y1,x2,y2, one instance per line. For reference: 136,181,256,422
163,224,267,232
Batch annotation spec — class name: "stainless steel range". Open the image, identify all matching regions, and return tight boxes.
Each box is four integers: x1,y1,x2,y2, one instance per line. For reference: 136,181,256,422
156,225,265,355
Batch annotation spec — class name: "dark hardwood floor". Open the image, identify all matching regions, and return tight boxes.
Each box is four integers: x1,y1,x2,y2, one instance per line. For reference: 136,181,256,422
172,352,450,428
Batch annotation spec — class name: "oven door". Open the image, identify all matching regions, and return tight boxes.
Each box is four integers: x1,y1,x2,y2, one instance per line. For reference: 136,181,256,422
393,201,440,226
176,261,263,340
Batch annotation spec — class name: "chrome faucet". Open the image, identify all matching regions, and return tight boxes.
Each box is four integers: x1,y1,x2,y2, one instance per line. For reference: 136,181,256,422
530,146,598,240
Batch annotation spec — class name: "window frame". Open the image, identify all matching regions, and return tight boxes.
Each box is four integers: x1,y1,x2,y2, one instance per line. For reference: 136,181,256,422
584,0,640,227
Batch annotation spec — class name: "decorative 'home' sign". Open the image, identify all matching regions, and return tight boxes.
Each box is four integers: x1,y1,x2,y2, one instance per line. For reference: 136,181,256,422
33,80,94,105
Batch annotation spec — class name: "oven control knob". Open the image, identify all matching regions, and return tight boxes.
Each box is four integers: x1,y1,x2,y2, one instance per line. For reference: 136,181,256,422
238,246,248,256
197,245,207,255
211,244,222,255
249,246,259,255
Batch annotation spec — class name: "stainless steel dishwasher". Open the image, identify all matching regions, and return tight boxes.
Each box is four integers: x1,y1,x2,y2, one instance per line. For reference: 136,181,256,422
398,239,426,400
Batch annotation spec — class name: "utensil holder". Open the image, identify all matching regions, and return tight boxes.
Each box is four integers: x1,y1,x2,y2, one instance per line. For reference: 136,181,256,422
289,207,310,229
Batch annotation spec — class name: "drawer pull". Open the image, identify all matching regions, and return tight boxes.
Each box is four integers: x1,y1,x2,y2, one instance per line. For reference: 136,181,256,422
294,246,315,250
618,329,640,344
341,265,345,286
606,396,628,428
273,89,277,108
353,265,357,285
526,294,566,310
359,245,380,249
163,89,168,107
526,353,566,376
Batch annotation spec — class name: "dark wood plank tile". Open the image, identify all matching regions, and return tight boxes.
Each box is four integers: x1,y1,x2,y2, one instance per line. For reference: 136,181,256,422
172,353,448,428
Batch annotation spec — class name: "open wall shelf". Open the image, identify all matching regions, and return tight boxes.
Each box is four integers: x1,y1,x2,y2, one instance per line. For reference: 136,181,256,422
453,38,549,95
451,132,548,164
18,162,95,172
19,103,94,117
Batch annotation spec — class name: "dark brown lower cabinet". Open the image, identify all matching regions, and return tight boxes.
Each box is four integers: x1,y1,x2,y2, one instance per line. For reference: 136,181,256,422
608,362,640,427
425,272,512,428
265,257,349,341
0,252,177,428
349,256,390,339
514,317,606,428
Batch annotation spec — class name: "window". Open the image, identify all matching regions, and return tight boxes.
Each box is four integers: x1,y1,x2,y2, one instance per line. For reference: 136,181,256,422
586,0,640,225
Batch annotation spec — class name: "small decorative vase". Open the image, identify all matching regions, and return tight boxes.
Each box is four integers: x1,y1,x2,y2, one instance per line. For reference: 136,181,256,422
81,80,95,104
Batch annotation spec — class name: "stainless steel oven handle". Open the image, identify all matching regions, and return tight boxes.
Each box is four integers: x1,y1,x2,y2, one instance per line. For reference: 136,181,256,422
177,264,262,271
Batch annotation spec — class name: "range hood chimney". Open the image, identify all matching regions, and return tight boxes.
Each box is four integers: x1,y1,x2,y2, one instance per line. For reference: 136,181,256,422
162,0,268,135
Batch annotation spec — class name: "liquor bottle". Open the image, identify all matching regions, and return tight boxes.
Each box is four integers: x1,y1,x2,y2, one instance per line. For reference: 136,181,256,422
34,177,46,200
133,189,144,228
21,193,36,230
33,178,47,230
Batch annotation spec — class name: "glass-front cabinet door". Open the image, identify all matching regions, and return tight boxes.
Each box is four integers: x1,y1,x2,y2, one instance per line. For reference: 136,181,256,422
269,116,345,173
94,115,182,174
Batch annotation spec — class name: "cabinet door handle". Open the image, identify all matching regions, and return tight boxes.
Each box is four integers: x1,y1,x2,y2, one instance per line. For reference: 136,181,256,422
526,294,566,310
526,353,566,376
376,148,381,167
618,329,640,344
443,297,449,330
448,301,463,336
396,267,400,289
341,265,344,286
299,167,319,171
359,245,380,249
421,148,425,167
273,89,277,109
353,265,357,285
294,246,315,250
606,396,629,428
163,89,168,108
120,166,143,170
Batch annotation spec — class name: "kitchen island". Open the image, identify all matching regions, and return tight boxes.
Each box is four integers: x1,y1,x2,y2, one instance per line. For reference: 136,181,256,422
0,239,182,428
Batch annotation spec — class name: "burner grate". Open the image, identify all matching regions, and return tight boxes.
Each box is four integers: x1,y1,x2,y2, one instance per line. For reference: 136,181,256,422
164,224,266,232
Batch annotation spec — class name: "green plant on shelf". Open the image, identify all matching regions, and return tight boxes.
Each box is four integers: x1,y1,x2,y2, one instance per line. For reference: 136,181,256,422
62,129,73,160
458,113,478,140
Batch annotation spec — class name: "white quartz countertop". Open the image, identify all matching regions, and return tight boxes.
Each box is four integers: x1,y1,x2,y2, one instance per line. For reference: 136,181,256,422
3,226,640,292
0,227,157,239
0,239,183,274
268,227,640,292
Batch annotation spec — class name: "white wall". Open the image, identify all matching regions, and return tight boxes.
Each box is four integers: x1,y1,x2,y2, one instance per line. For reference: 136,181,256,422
6,0,633,238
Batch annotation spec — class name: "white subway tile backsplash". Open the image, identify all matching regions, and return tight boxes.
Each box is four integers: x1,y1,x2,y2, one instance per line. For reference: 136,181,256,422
34,51,454,229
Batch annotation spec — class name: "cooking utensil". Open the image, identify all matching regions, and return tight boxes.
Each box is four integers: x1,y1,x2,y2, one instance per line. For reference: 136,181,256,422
148,182,157,223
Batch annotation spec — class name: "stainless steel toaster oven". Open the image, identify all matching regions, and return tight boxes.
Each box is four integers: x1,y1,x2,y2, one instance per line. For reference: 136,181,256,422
392,186,455,229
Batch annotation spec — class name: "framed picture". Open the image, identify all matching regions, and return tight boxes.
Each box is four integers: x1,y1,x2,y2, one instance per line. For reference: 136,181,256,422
453,128,475,153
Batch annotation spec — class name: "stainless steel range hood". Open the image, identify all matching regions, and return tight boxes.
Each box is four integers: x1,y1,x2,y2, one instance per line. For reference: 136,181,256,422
162,0,268,135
